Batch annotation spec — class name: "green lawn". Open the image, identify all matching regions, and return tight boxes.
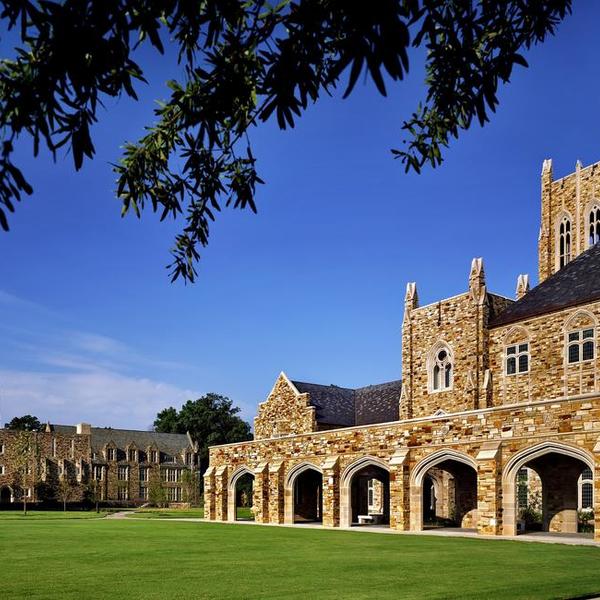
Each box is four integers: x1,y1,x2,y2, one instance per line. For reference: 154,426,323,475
1,519,599,599
129,508,205,519
0,510,109,520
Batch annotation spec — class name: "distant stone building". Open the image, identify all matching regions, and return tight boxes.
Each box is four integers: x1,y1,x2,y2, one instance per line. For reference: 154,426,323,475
0,422,199,506
205,159,600,540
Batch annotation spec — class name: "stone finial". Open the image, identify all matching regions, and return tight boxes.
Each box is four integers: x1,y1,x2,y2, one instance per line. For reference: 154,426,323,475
576,159,583,171
404,282,418,310
468,258,486,303
541,158,553,177
516,274,530,300
45,421,52,433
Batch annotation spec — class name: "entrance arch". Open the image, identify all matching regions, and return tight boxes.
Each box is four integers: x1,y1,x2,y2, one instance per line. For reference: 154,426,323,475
0,486,12,505
503,442,595,536
411,450,478,531
285,462,323,525
227,466,255,521
340,456,390,527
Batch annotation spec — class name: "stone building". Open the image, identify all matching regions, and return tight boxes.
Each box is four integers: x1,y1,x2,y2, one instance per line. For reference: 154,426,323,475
205,159,600,540
0,422,199,506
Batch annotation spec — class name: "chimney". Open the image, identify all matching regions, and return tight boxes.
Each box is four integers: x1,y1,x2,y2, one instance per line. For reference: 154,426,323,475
76,422,91,435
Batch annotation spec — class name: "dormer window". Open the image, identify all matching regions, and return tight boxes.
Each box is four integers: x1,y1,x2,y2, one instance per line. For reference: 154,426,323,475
128,448,137,463
149,450,158,463
106,448,115,461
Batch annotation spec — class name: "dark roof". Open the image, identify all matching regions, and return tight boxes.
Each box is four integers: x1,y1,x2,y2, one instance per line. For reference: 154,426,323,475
50,424,192,456
292,381,355,426
491,243,600,327
291,379,401,427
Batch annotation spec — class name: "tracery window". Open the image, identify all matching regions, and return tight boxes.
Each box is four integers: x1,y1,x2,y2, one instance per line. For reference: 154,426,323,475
506,342,529,375
430,346,452,392
566,328,595,364
589,205,600,246
558,216,572,268
579,467,593,510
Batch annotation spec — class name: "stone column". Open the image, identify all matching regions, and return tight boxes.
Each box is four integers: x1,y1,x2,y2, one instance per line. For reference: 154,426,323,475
321,456,340,527
203,466,215,521
214,465,228,521
389,448,410,531
269,461,285,524
253,461,269,524
476,442,502,535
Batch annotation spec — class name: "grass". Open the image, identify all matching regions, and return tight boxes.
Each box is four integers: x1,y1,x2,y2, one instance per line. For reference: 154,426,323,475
129,508,205,519
1,520,600,599
0,510,109,520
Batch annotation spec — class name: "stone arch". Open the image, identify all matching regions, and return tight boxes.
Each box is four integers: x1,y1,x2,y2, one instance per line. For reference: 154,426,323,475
502,441,595,536
0,485,13,504
284,461,323,525
563,309,597,332
227,466,254,521
340,456,390,527
410,450,478,531
502,325,530,346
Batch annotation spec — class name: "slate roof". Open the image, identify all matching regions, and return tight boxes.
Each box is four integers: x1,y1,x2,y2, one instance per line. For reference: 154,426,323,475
50,424,192,456
491,243,600,327
292,379,401,427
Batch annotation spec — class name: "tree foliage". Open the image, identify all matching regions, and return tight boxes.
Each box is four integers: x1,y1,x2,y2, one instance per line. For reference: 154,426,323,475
0,1,571,280
5,414,42,431
154,393,252,472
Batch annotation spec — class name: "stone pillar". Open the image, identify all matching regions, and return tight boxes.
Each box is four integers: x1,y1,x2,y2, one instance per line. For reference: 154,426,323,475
214,465,228,522
476,442,502,535
389,448,410,531
203,466,215,521
269,461,285,524
253,461,269,524
321,456,340,527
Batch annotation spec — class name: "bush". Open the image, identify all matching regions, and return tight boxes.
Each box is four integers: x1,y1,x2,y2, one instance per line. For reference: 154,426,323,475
578,508,594,533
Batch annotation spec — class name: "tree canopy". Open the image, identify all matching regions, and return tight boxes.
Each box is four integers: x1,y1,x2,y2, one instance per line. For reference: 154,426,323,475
154,393,252,471
0,1,571,281
4,414,42,431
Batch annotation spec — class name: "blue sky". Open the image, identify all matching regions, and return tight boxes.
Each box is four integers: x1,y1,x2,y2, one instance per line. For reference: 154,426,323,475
2,4,600,429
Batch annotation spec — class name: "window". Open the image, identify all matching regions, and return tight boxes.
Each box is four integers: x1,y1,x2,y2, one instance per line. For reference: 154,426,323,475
185,453,193,466
118,466,129,481
163,468,180,483
558,216,572,268
506,342,529,375
139,467,149,482
582,483,593,509
367,480,374,507
93,466,103,481
166,487,182,502
106,448,115,461
0,465,4,475
117,486,129,501
139,486,148,501
149,450,158,463
0,443,4,455
582,467,593,480
430,346,452,392
567,328,595,364
52,438,57,458
128,448,137,462
589,205,600,247
70,439,75,459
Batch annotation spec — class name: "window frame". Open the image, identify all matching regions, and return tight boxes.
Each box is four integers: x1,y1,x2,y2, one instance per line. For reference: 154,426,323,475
429,345,453,393
505,342,530,376
566,327,595,365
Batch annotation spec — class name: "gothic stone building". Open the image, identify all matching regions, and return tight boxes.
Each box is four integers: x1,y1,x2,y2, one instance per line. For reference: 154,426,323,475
0,423,198,506
205,158,600,540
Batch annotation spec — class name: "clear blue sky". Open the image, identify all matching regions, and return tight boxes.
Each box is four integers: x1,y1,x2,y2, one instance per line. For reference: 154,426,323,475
1,4,600,429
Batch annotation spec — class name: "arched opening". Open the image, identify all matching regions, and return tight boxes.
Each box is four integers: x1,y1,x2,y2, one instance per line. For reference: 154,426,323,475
412,452,478,531
227,467,255,522
293,467,322,524
0,486,12,505
349,464,390,527
234,472,255,521
504,443,595,537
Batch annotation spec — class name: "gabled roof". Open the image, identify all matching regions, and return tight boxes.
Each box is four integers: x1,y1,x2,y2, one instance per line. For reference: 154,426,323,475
291,378,401,427
491,243,600,327
50,424,192,456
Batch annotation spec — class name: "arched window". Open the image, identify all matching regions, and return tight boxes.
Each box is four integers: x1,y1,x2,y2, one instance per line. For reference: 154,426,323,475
566,327,595,364
506,342,529,375
579,467,593,510
558,216,571,268
430,345,452,392
589,205,600,247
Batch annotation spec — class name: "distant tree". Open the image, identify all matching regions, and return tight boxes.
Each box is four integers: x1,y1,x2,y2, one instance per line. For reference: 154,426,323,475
154,393,252,474
56,477,77,512
0,1,571,281
5,415,42,431
148,478,167,508
181,469,201,506
87,479,102,514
